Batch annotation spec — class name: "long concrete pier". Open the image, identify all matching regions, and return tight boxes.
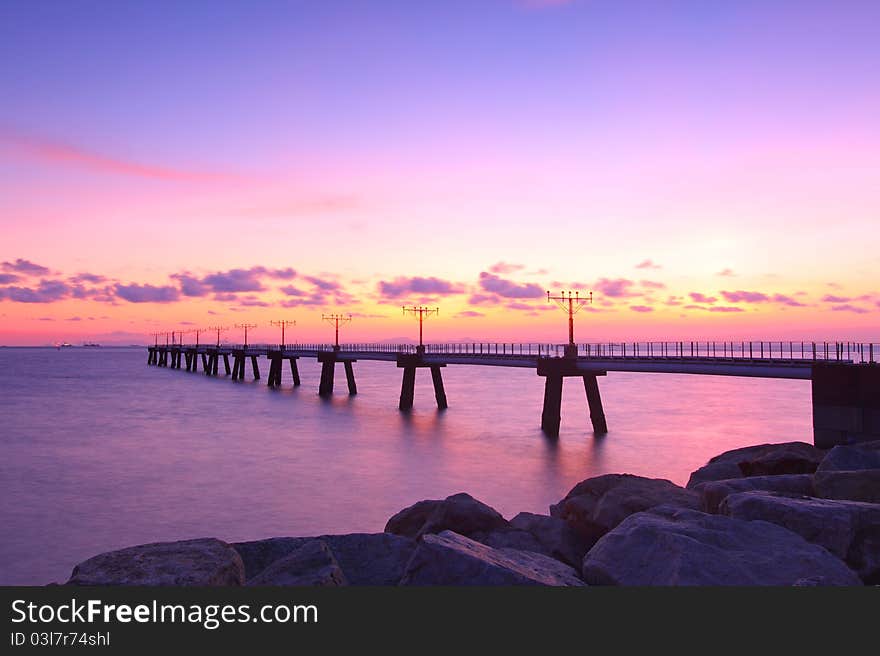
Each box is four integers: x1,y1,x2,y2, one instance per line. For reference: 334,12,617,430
147,340,879,447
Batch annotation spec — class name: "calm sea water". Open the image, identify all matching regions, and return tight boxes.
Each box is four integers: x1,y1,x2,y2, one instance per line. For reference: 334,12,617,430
0,347,811,585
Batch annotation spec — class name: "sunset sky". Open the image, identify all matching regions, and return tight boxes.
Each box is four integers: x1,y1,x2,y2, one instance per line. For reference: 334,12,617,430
1,0,878,345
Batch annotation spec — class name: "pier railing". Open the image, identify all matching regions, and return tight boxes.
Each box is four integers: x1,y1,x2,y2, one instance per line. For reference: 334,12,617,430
164,341,879,364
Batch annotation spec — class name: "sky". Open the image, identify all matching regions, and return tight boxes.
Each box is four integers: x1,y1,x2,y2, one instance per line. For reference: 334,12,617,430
1,0,878,345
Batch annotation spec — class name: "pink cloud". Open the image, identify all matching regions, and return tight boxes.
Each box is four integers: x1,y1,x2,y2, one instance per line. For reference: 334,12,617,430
488,262,525,274
1,132,239,182
594,278,637,298
629,305,654,313
717,268,736,277
479,272,544,298
635,259,661,270
721,290,770,303
689,292,717,304
831,304,869,314
640,280,666,289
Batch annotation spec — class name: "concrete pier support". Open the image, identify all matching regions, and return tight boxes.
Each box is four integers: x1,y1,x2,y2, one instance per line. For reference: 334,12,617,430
267,354,283,388
201,353,209,372
541,375,563,436
396,355,447,410
537,358,608,437
812,363,880,447
223,354,230,376
583,374,608,435
344,361,357,395
399,366,416,410
190,350,198,372
251,356,260,380
231,353,245,381
289,358,301,386
319,360,335,396
211,353,219,376
431,365,448,410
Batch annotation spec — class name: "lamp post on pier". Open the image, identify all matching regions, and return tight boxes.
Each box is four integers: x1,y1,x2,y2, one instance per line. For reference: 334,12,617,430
547,290,593,358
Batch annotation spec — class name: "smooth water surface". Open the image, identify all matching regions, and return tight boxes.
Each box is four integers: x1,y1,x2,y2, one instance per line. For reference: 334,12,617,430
0,347,811,584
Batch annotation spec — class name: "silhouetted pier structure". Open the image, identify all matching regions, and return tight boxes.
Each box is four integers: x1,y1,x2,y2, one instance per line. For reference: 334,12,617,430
147,340,879,447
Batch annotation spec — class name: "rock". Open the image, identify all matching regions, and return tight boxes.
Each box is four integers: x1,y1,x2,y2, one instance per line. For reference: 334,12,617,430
385,493,508,540
686,442,825,488
814,470,880,504
473,528,550,555
384,500,442,538
510,512,590,568
581,505,861,586
233,537,308,581
813,441,880,504
67,538,244,586
235,533,417,585
550,474,700,547
720,491,880,583
247,540,346,586
686,461,744,488
400,531,585,586
694,474,815,514
320,533,417,586
817,442,880,472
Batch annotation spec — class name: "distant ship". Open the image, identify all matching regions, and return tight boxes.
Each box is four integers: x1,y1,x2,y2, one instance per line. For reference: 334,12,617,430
83,342,101,348
58,342,73,349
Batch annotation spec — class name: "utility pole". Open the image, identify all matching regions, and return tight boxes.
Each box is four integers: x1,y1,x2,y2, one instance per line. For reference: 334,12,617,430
270,319,296,349
188,327,209,347
402,306,439,352
208,325,229,348
322,314,352,350
235,323,257,348
547,290,593,357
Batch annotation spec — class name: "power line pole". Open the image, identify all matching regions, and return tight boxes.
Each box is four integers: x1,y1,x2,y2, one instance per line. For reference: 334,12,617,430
270,319,296,349
189,327,209,347
235,323,257,348
322,314,352,350
547,290,593,357
402,306,439,351
208,325,229,347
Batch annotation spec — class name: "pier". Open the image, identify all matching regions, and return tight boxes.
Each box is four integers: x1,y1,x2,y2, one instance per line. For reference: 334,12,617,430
147,340,880,447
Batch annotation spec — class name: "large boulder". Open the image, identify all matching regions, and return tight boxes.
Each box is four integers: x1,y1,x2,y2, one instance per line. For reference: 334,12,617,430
385,493,508,540
67,538,244,586
510,512,591,569
472,527,550,555
247,540,346,586
581,505,861,586
694,474,815,514
719,491,880,583
550,474,700,547
687,442,826,488
321,533,417,586
233,537,308,581
234,533,417,585
817,441,880,473
814,441,880,503
400,531,585,586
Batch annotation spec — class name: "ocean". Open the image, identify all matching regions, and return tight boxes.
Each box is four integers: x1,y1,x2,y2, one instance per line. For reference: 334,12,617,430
0,346,811,584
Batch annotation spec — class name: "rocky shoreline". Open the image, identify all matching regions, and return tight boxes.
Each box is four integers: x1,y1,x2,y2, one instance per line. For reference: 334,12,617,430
65,440,880,586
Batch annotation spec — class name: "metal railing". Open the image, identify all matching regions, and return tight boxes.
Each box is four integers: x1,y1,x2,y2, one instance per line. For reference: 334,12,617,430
156,341,879,364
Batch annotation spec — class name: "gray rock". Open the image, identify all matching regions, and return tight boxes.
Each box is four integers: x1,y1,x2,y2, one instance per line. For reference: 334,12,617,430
687,461,744,488
686,442,826,488
67,538,244,586
694,474,815,513
510,512,590,568
817,442,880,472
321,533,417,585
400,531,585,586
581,505,861,586
719,491,880,583
233,537,308,581
385,493,508,539
235,533,417,585
550,474,700,547
247,540,346,586
814,470,880,504
473,527,550,555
